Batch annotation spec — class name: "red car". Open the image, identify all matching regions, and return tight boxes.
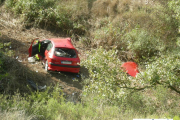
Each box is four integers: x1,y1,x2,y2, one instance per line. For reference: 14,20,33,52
28,38,80,73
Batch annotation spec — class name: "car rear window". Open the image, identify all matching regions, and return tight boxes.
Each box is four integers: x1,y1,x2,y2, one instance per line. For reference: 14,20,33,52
54,48,77,58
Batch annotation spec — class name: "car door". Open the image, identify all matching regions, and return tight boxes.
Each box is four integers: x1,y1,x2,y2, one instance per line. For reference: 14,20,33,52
28,38,40,57
44,42,53,59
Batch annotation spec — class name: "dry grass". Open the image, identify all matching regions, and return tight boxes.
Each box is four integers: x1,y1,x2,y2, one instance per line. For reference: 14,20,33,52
85,0,178,61
91,0,156,17
0,109,36,120
90,0,162,31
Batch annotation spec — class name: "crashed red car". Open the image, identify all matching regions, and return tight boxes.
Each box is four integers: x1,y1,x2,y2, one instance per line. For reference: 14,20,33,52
28,38,80,73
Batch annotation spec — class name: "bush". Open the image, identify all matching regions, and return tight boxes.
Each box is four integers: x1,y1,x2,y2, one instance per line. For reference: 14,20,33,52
0,52,9,82
5,0,71,29
0,41,14,88
0,85,65,120
81,47,127,104
168,0,180,21
91,22,128,50
138,54,180,92
124,28,164,60
87,0,178,58
81,47,180,117
5,0,89,35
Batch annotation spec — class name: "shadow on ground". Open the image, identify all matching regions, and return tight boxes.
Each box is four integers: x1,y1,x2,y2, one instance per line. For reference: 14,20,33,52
0,35,90,103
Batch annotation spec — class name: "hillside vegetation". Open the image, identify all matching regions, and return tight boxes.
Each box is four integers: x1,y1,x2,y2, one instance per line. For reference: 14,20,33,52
0,0,180,119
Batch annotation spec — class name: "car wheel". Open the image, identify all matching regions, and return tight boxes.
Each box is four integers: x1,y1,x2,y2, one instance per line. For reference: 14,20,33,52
45,60,49,72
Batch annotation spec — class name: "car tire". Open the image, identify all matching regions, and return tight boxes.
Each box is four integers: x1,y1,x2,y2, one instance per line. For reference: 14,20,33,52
45,60,49,72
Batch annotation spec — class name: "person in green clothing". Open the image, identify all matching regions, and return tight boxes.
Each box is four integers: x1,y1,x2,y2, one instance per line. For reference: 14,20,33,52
35,40,41,60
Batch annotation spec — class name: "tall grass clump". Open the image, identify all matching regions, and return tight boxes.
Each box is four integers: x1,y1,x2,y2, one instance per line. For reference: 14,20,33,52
0,86,64,120
91,21,128,49
0,109,35,120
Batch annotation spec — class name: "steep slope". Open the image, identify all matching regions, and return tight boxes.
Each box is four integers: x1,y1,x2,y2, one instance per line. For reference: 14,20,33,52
0,7,86,102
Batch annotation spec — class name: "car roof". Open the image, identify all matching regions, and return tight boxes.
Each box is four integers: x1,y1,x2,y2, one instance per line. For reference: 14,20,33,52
48,38,75,49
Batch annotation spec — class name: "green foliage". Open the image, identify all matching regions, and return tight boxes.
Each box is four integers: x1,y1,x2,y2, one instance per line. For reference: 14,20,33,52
5,0,89,35
88,0,179,62
1,86,178,120
5,0,71,29
168,0,180,21
81,47,180,117
92,22,128,50
138,54,180,89
0,42,14,57
174,116,180,120
0,85,122,120
81,47,131,105
0,52,9,81
0,86,65,120
1,0,180,119
124,28,164,60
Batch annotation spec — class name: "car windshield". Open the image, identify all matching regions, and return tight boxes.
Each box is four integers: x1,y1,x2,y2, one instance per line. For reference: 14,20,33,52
54,48,77,58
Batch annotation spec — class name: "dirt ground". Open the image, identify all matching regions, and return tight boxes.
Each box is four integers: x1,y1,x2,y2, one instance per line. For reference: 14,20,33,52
0,8,89,103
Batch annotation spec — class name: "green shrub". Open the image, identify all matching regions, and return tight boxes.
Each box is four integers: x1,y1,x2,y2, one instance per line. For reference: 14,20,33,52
0,52,10,82
0,109,35,120
87,0,178,57
0,85,65,120
138,54,180,89
5,0,70,29
81,47,134,105
5,0,89,35
80,47,180,117
0,40,15,85
124,28,164,60
168,0,180,21
92,22,128,49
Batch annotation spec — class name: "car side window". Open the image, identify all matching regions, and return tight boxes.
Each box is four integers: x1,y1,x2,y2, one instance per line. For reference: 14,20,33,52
46,42,53,51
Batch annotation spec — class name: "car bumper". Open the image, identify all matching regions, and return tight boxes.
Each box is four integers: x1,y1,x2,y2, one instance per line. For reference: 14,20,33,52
49,62,80,73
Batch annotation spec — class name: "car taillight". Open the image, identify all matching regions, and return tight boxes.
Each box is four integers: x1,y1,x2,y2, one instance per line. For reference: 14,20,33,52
73,61,80,65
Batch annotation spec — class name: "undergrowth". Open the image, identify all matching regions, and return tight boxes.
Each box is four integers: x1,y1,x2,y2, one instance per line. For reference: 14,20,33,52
5,0,89,35
1,0,180,119
87,0,179,62
0,85,179,120
81,47,180,118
